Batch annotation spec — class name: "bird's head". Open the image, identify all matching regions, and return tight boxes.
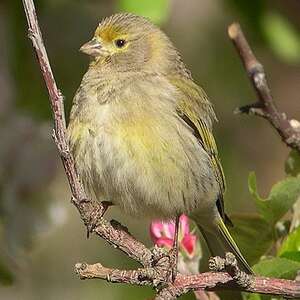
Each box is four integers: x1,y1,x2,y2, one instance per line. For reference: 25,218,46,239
80,13,179,73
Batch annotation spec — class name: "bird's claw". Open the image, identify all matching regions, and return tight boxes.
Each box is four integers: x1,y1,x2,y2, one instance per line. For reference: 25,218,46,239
167,247,178,282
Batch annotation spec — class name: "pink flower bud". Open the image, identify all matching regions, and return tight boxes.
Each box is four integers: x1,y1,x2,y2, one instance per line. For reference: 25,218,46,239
150,214,199,259
150,215,218,299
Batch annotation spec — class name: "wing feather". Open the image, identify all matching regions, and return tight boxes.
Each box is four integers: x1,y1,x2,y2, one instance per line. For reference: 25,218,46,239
169,75,226,218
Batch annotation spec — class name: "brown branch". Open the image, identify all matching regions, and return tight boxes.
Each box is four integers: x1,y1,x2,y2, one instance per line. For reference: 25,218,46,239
21,1,300,299
228,23,300,152
75,262,300,300
75,262,167,286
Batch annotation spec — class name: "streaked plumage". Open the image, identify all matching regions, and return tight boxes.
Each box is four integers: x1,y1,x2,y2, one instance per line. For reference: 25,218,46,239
67,13,252,273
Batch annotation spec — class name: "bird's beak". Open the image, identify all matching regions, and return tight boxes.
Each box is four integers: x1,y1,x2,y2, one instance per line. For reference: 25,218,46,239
79,38,102,57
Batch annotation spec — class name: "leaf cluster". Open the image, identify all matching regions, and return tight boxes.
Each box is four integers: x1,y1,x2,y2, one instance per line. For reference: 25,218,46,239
230,151,300,300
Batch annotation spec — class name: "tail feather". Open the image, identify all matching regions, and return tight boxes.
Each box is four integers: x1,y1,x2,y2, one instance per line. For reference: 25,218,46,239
197,217,253,274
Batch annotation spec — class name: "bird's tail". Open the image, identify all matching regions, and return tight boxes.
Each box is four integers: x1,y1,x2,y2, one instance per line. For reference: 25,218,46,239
196,217,253,274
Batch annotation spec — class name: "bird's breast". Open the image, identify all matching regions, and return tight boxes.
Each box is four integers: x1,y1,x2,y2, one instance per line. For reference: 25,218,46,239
68,75,219,219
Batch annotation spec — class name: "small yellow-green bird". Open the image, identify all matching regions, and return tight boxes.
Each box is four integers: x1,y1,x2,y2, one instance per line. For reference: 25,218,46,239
67,13,252,274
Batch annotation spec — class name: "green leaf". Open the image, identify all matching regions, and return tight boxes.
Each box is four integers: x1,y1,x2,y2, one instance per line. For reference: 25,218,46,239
247,293,262,300
229,214,273,265
280,251,300,262
262,12,300,64
0,260,14,285
253,257,300,279
278,227,300,256
117,0,170,24
285,150,300,176
248,172,264,204
248,172,300,224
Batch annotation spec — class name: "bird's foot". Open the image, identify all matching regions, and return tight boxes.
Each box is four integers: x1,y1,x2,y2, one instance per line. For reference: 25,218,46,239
167,215,180,282
150,246,177,285
168,246,178,282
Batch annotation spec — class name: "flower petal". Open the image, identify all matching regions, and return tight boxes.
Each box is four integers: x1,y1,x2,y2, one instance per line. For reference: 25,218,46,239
179,214,190,236
181,234,197,255
150,220,164,242
164,221,175,239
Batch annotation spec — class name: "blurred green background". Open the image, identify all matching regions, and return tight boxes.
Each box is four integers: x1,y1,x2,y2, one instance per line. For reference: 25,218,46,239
0,0,300,299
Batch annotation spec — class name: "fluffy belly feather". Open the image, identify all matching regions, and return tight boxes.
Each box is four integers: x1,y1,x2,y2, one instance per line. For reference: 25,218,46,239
68,109,219,219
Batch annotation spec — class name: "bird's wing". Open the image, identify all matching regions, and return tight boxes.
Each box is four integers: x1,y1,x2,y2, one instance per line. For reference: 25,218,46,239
168,75,226,219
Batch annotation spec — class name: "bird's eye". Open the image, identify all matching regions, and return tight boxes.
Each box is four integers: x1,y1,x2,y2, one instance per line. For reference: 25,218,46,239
115,39,126,48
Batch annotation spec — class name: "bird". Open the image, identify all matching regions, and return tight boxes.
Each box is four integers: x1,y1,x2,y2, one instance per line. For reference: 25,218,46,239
67,12,252,276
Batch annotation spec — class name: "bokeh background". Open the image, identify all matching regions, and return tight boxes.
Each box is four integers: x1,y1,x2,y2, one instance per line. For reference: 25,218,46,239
0,0,300,299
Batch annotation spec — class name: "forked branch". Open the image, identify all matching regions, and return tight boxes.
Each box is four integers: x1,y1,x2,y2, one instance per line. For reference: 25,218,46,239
228,23,300,152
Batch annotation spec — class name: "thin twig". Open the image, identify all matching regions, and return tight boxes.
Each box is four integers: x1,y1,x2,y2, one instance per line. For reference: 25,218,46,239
228,23,300,152
21,1,300,298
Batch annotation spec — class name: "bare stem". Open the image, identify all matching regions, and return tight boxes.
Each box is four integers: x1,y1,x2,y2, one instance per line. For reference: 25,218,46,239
228,23,300,152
